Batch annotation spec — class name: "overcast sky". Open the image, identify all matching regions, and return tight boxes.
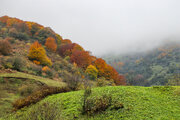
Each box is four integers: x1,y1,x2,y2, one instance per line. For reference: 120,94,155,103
1,0,180,55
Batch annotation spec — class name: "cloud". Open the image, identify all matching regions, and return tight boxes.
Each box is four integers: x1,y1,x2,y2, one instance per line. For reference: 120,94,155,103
0,0,180,55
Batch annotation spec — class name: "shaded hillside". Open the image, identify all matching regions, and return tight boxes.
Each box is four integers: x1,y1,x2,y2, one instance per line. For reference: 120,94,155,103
103,42,180,86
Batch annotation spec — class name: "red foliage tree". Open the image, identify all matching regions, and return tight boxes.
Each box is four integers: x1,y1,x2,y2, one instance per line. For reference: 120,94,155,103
58,43,84,57
70,50,92,69
114,75,126,85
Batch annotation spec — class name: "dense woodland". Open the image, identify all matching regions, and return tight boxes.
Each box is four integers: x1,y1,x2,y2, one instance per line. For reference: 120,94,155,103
0,16,126,86
103,42,180,86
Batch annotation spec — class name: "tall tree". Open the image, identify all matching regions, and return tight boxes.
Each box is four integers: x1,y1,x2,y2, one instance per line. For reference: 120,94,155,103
45,37,57,52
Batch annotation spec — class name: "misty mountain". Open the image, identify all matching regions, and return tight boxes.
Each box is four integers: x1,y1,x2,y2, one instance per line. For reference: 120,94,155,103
103,42,180,86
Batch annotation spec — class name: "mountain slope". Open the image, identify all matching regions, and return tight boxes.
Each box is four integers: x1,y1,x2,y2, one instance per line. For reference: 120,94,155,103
0,15,126,118
103,42,180,86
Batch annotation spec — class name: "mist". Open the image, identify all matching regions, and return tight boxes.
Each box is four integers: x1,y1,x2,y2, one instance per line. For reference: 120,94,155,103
1,0,180,55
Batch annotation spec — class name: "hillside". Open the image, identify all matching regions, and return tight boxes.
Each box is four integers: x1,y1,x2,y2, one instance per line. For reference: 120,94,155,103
103,42,180,86
3,86,180,120
0,15,126,86
0,71,66,117
0,16,126,118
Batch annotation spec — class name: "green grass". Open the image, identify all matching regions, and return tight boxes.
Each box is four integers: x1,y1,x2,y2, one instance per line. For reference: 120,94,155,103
0,72,66,87
0,72,66,118
5,86,180,120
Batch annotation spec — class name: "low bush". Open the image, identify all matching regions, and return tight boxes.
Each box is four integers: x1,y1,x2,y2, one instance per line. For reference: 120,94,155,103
111,101,124,110
13,86,70,110
28,64,42,76
53,61,62,71
82,94,112,115
1,56,26,71
82,88,92,114
0,39,12,55
42,66,55,78
96,77,108,87
53,60,75,73
1,57,13,69
12,57,26,71
64,72,82,90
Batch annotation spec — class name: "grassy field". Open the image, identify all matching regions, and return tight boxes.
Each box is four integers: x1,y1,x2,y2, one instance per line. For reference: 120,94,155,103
0,72,66,118
0,72,66,87
4,86,180,120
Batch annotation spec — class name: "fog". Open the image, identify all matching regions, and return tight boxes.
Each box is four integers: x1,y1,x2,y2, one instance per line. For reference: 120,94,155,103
1,0,180,55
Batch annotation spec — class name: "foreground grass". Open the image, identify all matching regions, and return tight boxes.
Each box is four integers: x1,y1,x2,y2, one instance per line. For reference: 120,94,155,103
0,72,66,118
0,72,66,87
5,86,180,120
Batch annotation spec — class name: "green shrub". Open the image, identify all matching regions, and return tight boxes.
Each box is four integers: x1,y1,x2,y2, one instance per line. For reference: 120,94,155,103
28,64,42,76
82,94,112,115
1,56,26,71
16,32,29,41
13,86,70,110
12,57,26,71
96,77,107,87
64,72,82,90
53,61,62,71
64,56,70,61
1,57,13,69
111,101,124,110
53,59,75,73
44,69,55,79
82,88,92,114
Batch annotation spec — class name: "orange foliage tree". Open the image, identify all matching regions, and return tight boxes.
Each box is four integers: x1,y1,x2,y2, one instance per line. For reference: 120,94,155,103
93,58,126,85
45,37,57,52
28,41,52,66
70,50,92,69
93,58,107,77
0,16,43,36
61,39,72,45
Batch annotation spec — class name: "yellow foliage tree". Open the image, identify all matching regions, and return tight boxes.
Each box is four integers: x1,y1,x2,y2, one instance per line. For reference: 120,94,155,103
85,65,98,80
28,41,52,66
